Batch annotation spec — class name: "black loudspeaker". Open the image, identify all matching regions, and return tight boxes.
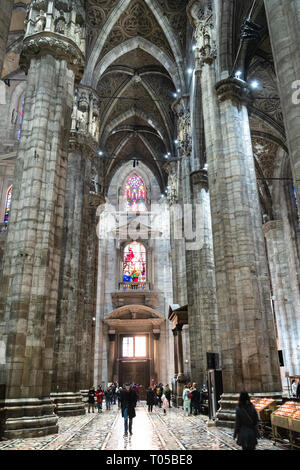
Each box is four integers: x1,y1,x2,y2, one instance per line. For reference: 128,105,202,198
278,350,284,367
0,384,5,404
206,352,220,370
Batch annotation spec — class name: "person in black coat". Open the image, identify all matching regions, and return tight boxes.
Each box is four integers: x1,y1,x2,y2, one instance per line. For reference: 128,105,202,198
234,390,259,451
120,383,137,436
297,380,300,399
146,387,155,412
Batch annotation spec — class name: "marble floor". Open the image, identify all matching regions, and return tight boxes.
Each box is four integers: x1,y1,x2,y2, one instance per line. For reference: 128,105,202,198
0,402,287,451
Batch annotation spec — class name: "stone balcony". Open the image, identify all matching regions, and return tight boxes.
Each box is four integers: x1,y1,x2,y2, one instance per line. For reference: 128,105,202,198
119,282,150,291
111,281,159,310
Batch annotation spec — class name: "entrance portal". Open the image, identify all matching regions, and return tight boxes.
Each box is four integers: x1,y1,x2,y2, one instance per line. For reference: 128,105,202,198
119,359,150,400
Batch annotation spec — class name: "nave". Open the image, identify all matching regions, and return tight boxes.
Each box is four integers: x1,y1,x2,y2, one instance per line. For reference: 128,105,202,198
0,403,285,451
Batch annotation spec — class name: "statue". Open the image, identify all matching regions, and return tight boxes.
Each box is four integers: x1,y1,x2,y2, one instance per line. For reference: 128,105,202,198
55,11,66,35
35,10,46,33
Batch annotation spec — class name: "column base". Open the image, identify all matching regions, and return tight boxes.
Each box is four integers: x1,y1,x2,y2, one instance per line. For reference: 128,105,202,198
216,392,282,428
1,397,58,439
50,392,85,417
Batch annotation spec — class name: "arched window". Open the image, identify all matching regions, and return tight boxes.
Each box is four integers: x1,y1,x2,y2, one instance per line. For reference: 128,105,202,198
4,185,12,223
124,173,146,212
123,241,146,284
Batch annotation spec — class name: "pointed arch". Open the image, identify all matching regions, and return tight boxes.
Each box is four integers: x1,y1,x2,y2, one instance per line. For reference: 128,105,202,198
90,36,181,91
103,107,167,144
83,0,184,88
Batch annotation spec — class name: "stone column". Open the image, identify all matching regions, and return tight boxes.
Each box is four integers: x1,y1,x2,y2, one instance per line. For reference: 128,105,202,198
107,332,116,383
187,169,219,386
264,0,300,202
263,220,300,377
188,0,282,426
51,86,100,416
0,2,85,438
0,0,14,76
76,191,105,392
171,328,178,406
153,330,160,382
165,160,187,306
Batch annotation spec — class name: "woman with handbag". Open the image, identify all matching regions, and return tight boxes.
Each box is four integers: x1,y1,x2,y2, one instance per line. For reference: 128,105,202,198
234,390,260,451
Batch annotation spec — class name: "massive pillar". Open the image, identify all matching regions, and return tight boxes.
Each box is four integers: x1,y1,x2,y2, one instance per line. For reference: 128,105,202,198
0,0,14,76
77,190,104,391
188,0,282,426
264,0,300,202
51,86,100,415
263,220,300,378
165,160,187,306
0,1,85,438
187,169,219,385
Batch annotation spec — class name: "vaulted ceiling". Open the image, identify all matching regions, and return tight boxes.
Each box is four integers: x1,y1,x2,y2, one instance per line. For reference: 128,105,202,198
85,0,190,190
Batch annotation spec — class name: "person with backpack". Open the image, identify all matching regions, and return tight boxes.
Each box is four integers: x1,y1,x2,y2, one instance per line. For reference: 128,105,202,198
147,386,155,412
95,385,104,413
87,386,96,413
105,386,113,410
182,385,191,416
163,384,171,408
234,390,260,451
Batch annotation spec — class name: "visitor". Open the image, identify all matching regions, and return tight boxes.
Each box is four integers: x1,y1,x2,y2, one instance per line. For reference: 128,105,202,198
132,383,139,402
291,379,297,397
120,383,137,437
87,386,96,413
156,383,163,408
95,386,104,413
182,385,191,416
105,386,113,410
234,390,259,451
191,382,202,415
163,384,171,408
297,379,300,399
147,386,155,412
162,394,169,415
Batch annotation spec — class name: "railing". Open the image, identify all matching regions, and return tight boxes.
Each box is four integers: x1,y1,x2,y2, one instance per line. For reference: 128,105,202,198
119,282,150,292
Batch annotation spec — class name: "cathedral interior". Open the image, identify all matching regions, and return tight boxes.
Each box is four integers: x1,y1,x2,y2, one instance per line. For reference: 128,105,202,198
0,0,299,449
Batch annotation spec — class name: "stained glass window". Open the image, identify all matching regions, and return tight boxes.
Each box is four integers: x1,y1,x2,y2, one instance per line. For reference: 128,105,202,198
17,98,24,141
124,173,146,212
4,185,12,223
123,241,146,284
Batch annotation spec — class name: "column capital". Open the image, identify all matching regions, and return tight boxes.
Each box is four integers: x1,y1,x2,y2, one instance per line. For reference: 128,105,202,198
87,192,106,209
215,77,252,105
68,132,98,160
20,2,85,79
190,169,209,191
153,329,160,341
262,219,283,237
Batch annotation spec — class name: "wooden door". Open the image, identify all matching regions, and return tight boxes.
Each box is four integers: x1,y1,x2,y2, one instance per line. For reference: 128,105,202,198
119,360,149,400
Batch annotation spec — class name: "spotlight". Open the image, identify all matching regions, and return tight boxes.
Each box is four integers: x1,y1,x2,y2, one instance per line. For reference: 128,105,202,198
174,140,178,145
98,150,103,156
187,68,193,75
164,154,169,159
250,80,259,89
177,89,181,93
235,70,242,78
192,44,196,51
173,92,178,98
